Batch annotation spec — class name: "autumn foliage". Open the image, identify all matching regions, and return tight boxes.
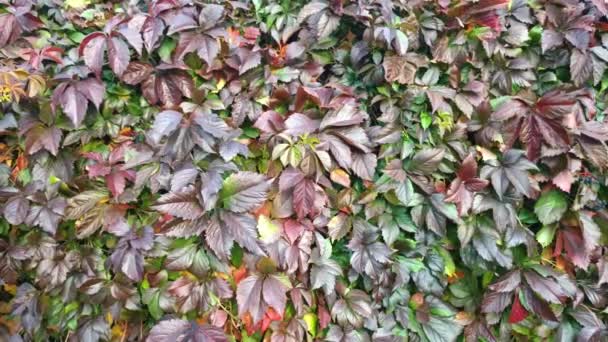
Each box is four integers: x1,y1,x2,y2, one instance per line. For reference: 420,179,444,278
1,0,608,341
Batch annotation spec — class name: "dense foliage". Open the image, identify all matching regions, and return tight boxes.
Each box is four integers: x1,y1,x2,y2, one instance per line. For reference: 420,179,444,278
1,0,608,341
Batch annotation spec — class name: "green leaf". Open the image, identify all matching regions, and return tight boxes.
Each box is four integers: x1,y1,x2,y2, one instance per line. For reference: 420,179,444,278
421,111,432,129
147,291,163,320
303,312,318,336
437,247,456,277
536,224,557,248
534,190,568,225
158,38,177,62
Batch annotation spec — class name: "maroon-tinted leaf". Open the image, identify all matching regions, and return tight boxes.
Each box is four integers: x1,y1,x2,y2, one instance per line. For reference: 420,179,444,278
480,149,537,200
445,154,489,216
175,32,220,65
220,211,265,256
152,186,204,220
221,172,271,213
570,49,593,86
492,90,576,160
410,148,444,174
331,289,372,328
351,153,377,181
73,316,110,342
347,220,392,278
293,178,315,219
464,319,497,342
110,227,153,281
521,286,557,321
23,124,62,156
3,195,29,225
320,104,365,130
80,33,106,77
147,319,227,342
52,78,105,128
481,291,512,313
11,283,41,333
25,197,66,235
122,62,154,84
237,272,291,324
149,110,183,143
523,270,568,304
383,54,427,84
488,270,521,292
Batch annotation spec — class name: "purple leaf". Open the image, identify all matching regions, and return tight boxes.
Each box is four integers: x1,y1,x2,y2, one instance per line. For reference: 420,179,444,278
221,172,271,213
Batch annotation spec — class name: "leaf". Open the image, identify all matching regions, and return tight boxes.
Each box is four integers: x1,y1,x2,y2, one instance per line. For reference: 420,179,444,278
327,213,352,241
108,37,130,76
220,211,265,256
297,2,328,23
331,289,372,328
25,198,66,235
508,293,528,324
523,270,569,304
351,153,377,181
52,78,105,127
152,186,204,220
536,224,557,248
330,169,351,187
491,91,575,160
310,234,342,292
257,215,280,244
383,54,427,84
410,148,444,174
348,220,392,278
175,32,220,65
445,154,489,216
24,125,62,156
320,105,365,130
149,110,182,143
293,178,315,219
59,84,88,127
3,196,30,225
110,227,153,281
147,319,227,342
221,172,271,213
480,149,537,200
81,33,106,76
237,273,291,325
570,49,593,86
122,62,154,84
534,190,568,225
481,292,512,313
75,316,110,342
521,286,557,322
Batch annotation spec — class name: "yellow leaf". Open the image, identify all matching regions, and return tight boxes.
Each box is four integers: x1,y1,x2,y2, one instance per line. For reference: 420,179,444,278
476,146,497,161
65,0,90,9
303,313,318,336
111,324,124,338
3,284,17,295
257,215,280,244
330,169,351,188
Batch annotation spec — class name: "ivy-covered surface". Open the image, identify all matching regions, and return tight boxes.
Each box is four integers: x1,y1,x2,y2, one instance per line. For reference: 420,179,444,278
1,0,608,341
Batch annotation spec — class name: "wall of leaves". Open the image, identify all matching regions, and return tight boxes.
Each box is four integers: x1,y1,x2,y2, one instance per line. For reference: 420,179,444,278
1,0,608,341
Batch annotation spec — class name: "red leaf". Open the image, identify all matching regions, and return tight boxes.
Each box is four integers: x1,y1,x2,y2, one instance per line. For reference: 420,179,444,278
508,292,529,324
293,178,315,219
562,227,590,269
233,266,247,284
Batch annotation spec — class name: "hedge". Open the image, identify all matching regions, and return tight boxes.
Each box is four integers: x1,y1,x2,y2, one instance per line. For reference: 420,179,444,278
0,0,608,341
